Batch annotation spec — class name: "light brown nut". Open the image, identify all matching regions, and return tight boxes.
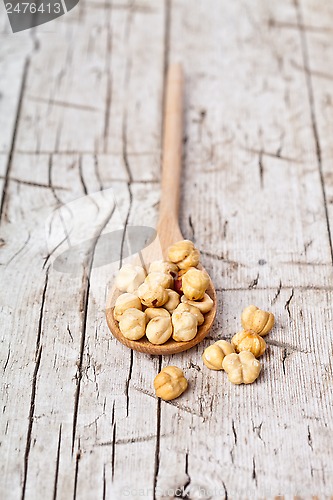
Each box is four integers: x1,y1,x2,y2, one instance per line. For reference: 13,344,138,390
231,330,266,358
241,305,275,336
137,282,168,307
154,366,188,400
119,308,146,340
174,303,205,326
202,340,235,370
182,268,209,301
222,351,261,384
145,272,173,289
172,310,198,342
167,240,200,270
145,307,170,321
113,293,142,322
163,289,180,313
115,264,146,293
148,260,178,278
181,293,214,314
146,316,173,345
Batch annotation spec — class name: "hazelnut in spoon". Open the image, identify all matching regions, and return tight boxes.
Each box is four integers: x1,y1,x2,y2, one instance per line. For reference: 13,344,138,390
105,64,217,355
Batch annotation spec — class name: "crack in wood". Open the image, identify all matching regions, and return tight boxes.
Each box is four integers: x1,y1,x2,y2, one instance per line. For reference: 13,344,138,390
52,424,62,500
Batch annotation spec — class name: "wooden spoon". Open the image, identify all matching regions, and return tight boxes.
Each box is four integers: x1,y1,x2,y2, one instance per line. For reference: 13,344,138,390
106,63,217,355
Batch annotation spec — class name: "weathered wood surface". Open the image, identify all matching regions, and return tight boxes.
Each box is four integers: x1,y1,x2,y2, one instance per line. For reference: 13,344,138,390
1,0,333,498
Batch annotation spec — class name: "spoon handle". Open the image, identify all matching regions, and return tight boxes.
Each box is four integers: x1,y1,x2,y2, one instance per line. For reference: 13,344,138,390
158,64,184,232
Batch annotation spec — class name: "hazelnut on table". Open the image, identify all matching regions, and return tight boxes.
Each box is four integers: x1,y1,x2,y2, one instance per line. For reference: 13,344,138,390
181,293,214,314
115,264,146,293
222,351,261,385
137,282,168,307
241,305,275,336
202,340,235,370
182,267,209,300
113,293,142,322
231,330,266,358
146,316,173,345
154,366,188,400
119,308,146,340
167,240,200,270
172,310,198,342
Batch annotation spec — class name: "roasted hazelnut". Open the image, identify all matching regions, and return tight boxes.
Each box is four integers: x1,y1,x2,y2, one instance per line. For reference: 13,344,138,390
167,240,200,270
115,264,146,293
174,303,204,326
241,305,275,336
137,282,168,307
202,340,235,370
113,293,142,322
145,307,170,320
154,366,188,400
182,268,209,300
231,330,266,358
222,351,261,385
163,289,180,313
149,260,178,278
172,310,198,342
145,271,173,289
181,293,214,314
119,308,146,340
146,316,173,345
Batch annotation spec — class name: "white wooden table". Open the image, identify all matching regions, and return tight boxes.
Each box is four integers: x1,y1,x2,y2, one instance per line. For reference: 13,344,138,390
1,0,333,498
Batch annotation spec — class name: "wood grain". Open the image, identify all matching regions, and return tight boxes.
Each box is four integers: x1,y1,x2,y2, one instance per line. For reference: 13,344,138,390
1,0,333,499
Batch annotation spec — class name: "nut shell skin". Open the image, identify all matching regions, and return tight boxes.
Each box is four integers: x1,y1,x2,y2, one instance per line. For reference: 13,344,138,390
146,316,173,345
231,330,266,358
222,351,261,384
163,289,181,313
119,308,146,340
137,282,168,307
182,268,209,300
241,305,275,336
113,293,142,322
202,340,235,370
181,293,213,314
154,366,188,400
167,240,200,270
145,307,170,320
172,310,198,342
115,264,146,293
174,303,204,326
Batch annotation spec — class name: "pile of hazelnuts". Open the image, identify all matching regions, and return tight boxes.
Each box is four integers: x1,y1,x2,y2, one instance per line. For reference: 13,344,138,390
113,240,213,345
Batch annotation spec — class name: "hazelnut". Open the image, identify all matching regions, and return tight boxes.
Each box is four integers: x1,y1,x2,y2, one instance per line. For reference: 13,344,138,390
119,308,146,340
173,269,186,295
181,293,214,314
163,289,180,313
146,316,173,345
172,310,198,342
115,264,146,293
202,340,235,370
145,307,170,320
231,330,266,358
174,303,204,326
182,268,209,300
145,271,173,289
222,351,261,385
113,293,142,322
154,366,188,400
137,282,168,307
167,240,200,270
241,305,274,336
149,260,178,278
